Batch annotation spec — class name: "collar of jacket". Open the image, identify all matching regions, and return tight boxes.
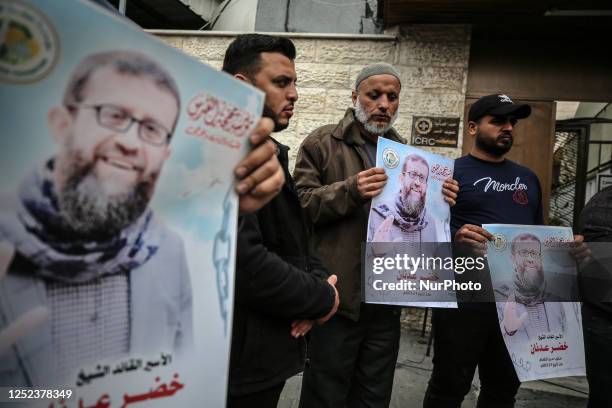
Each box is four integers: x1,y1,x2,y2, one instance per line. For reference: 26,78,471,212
332,108,405,146
271,137,291,169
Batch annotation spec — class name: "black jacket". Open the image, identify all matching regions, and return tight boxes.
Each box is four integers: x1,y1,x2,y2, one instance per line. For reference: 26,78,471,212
228,140,335,396
578,186,612,315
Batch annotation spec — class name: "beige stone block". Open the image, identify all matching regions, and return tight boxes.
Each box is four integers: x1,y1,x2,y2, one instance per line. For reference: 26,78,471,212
296,63,350,89
401,91,465,117
399,40,470,67
182,37,233,62
325,89,353,113
296,88,326,113
398,66,466,92
316,39,396,64
157,35,184,50
391,115,412,141
292,38,317,62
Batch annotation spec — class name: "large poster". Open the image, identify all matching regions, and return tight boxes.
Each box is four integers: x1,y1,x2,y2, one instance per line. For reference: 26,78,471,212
364,137,457,308
484,224,585,381
0,0,263,406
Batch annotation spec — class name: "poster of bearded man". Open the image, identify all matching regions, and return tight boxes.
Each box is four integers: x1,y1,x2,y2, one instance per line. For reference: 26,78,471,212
365,137,457,308
485,224,585,381
0,0,264,406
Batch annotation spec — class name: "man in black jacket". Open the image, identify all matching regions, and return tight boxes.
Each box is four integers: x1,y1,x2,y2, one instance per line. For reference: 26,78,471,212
223,34,339,408
578,186,612,408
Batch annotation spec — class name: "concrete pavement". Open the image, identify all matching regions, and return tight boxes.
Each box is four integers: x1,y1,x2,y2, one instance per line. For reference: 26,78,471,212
278,308,588,408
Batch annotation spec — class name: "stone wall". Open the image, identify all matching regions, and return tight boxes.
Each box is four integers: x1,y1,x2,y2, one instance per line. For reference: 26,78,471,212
155,25,471,170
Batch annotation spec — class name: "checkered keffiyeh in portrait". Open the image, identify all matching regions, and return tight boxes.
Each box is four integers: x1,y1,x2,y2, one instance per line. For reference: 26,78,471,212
0,160,164,379
12,160,161,283
48,272,130,380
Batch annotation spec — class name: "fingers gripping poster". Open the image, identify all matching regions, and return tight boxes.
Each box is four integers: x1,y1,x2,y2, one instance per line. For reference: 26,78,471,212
0,0,264,406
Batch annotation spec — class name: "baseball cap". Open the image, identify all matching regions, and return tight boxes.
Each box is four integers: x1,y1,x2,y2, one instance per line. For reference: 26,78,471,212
468,94,531,122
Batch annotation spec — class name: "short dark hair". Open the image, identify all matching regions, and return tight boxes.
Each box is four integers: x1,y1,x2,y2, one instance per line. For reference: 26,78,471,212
222,34,296,79
64,51,181,135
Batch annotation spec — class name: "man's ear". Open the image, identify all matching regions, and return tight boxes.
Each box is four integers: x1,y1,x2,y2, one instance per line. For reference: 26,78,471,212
351,90,358,106
234,73,253,85
48,106,73,144
467,120,478,136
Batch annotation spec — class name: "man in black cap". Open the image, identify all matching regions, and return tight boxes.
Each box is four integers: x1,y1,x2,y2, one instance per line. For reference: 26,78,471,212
423,93,539,408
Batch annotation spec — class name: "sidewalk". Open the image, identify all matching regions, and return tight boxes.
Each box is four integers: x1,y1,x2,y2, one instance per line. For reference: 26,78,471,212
278,308,588,408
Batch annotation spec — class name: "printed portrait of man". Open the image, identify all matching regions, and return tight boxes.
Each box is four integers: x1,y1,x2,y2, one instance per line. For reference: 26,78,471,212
497,233,566,342
0,50,192,386
368,153,438,243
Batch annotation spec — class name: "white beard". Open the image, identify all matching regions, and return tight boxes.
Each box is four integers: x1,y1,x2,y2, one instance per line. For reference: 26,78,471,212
354,99,398,135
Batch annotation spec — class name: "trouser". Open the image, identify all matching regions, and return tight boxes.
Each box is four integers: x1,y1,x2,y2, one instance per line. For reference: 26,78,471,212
299,303,401,408
227,381,285,408
423,305,520,408
583,303,612,408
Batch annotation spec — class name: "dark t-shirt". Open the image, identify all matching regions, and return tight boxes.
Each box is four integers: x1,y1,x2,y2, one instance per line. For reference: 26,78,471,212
451,154,544,306
451,154,544,237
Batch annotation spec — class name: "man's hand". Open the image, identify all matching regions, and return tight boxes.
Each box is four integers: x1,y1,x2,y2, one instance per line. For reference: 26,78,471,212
455,224,493,243
290,319,314,338
502,296,527,335
373,215,394,242
0,241,50,355
356,168,387,199
235,117,284,214
317,275,339,325
442,178,459,206
570,234,591,267
455,224,492,256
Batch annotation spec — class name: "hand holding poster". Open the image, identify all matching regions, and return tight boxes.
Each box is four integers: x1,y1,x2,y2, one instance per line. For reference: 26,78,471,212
0,0,263,406
364,137,457,307
484,224,585,381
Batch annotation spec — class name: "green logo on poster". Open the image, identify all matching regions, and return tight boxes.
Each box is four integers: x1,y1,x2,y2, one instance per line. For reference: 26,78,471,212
0,0,59,83
382,147,400,169
492,233,507,251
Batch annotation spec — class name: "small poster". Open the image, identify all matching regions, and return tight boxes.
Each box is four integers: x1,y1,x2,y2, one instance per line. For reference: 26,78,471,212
0,0,264,406
364,137,457,308
484,224,585,381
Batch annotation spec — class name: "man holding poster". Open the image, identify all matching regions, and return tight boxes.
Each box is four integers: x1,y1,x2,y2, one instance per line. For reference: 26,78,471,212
423,94,587,407
295,62,458,408
423,94,538,408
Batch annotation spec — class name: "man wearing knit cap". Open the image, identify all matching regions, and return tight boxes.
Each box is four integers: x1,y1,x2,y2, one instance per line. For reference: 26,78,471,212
294,63,458,407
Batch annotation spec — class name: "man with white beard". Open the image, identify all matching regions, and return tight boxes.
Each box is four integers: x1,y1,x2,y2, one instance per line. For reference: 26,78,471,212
294,63,458,408
497,233,566,341
368,154,438,243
